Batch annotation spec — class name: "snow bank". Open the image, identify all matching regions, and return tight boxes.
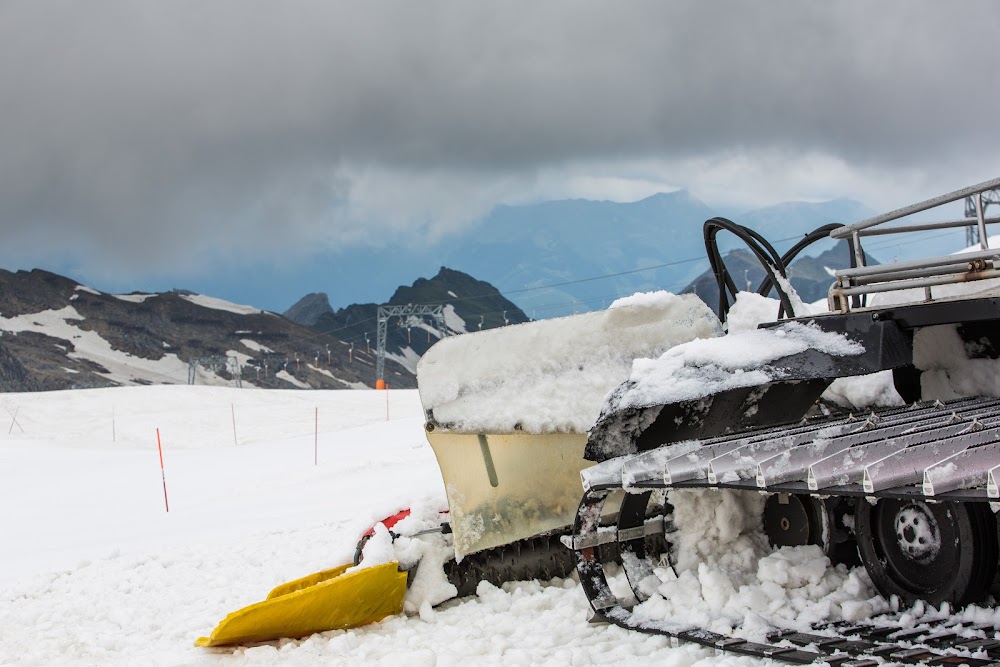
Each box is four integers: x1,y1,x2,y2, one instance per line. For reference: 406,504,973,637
387,346,422,376
418,292,722,434
240,339,273,353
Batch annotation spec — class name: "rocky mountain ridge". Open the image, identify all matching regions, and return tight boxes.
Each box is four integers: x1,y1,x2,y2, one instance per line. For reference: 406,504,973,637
285,267,529,376
0,267,522,392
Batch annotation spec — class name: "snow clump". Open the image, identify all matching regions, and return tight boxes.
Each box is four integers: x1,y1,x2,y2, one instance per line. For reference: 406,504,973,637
632,489,887,642
352,500,459,615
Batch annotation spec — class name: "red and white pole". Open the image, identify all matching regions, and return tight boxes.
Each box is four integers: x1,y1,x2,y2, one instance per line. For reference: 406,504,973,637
156,428,170,512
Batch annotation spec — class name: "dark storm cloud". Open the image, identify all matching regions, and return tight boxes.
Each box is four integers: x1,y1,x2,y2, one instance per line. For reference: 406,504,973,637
0,1,996,272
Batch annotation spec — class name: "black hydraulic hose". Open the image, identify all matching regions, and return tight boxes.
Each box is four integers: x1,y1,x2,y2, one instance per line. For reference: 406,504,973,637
754,223,863,311
706,219,865,324
754,223,841,296
703,217,796,325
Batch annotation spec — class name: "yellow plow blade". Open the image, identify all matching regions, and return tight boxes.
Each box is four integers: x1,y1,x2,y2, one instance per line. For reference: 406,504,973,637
196,562,407,647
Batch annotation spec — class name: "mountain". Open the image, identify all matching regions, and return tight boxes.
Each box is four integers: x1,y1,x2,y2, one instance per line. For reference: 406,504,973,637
734,198,874,248
435,193,876,318
306,192,875,319
0,269,376,392
295,267,528,381
282,292,333,327
682,242,879,314
0,267,526,393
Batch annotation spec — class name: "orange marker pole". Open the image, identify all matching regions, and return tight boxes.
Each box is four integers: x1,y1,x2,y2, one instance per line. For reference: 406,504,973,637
156,428,169,512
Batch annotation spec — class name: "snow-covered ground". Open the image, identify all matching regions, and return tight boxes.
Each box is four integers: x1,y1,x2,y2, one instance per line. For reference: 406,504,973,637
0,293,947,667
9,287,997,665
1,385,776,667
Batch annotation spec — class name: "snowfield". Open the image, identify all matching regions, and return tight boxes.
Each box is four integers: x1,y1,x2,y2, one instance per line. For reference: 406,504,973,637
2,385,991,665
1,385,776,667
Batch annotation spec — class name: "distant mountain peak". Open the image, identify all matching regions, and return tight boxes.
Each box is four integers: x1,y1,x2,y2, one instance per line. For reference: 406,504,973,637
640,188,690,200
284,292,333,327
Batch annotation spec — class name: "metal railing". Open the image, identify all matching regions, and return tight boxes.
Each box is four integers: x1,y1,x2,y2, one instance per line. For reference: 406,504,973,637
827,177,1000,312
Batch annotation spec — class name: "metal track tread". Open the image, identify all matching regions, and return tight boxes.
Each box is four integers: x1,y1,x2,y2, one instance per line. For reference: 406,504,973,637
574,397,1000,665
597,397,1000,501
575,499,1000,664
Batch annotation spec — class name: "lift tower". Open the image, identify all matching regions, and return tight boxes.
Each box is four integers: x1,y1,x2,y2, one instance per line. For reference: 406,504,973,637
964,189,1000,247
375,304,448,387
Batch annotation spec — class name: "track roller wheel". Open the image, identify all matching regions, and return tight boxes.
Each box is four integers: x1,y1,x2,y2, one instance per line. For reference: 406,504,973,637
764,493,827,549
763,494,859,567
855,499,998,608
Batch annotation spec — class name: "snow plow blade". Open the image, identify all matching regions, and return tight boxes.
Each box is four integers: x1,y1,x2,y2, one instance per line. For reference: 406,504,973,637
195,562,406,647
417,293,722,558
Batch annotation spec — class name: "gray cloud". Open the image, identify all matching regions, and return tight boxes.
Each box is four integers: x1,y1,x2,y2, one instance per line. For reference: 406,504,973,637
0,1,997,276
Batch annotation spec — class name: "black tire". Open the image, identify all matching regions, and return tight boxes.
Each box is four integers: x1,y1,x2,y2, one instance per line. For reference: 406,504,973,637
855,499,998,608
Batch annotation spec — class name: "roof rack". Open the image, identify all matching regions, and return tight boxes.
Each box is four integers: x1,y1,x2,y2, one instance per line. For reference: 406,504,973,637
828,177,1000,312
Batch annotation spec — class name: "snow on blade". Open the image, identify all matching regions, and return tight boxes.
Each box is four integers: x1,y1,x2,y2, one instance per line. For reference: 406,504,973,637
729,292,903,411
418,292,722,434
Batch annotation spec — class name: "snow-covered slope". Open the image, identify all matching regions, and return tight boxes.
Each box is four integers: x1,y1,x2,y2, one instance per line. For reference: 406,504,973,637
0,269,375,391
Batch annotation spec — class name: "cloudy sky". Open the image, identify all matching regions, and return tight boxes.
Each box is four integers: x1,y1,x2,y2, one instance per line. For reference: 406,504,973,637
1,1,998,309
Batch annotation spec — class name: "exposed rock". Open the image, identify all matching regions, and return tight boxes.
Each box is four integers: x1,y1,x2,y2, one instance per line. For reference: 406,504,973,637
284,292,333,327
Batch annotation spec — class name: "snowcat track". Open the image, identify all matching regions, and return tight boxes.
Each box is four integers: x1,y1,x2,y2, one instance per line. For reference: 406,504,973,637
443,530,578,598
442,526,670,599
572,397,1000,665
